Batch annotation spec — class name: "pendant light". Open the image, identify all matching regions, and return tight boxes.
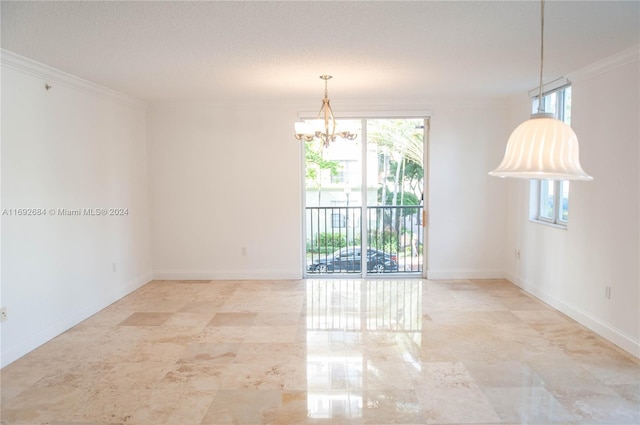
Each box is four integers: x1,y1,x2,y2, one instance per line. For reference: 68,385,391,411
489,0,593,181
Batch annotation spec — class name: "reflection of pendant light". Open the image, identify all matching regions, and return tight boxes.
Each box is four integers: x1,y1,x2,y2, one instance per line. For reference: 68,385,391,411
490,0,593,181
294,75,357,148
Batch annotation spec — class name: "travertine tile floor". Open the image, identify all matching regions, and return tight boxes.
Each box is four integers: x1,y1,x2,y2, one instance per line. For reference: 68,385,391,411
1,279,639,425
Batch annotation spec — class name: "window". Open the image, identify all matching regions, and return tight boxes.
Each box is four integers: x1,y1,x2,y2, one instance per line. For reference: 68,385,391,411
332,213,346,228
330,160,356,184
534,178,569,226
531,85,572,227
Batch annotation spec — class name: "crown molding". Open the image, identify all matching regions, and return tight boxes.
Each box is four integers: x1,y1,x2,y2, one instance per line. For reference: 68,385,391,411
297,110,433,120
1,49,146,109
567,45,639,84
149,97,510,112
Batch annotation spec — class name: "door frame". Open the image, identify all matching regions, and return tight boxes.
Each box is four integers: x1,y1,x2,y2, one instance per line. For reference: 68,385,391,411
300,112,431,279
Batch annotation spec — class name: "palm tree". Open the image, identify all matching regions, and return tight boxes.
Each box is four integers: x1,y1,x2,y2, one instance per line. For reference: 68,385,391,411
368,119,423,204
368,119,424,249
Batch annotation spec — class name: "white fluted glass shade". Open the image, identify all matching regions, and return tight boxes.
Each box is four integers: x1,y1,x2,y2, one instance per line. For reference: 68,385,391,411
489,113,593,181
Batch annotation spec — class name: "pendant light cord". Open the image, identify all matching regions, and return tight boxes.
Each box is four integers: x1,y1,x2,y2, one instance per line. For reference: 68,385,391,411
537,0,545,114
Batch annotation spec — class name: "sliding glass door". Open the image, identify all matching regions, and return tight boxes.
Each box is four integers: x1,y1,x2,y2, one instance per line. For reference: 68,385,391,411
304,117,428,277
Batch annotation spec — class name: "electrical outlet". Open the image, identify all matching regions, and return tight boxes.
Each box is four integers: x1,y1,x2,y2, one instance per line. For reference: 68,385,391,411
605,286,612,300
515,249,521,260
0,307,7,322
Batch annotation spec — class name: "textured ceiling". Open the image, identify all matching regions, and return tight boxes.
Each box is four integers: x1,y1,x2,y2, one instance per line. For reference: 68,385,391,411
2,1,638,103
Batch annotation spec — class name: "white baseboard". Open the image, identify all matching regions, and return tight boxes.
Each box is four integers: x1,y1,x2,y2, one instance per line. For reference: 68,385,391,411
152,269,302,281
0,272,152,368
508,274,639,359
426,269,505,280
504,271,520,286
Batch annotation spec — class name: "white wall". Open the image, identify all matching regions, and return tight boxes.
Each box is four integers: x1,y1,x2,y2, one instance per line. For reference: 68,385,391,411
428,104,509,278
504,50,640,357
1,52,152,367
147,103,304,279
147,100,509,281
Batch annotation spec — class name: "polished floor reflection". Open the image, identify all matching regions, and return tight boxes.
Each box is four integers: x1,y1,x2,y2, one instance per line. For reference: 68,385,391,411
1,279,638,424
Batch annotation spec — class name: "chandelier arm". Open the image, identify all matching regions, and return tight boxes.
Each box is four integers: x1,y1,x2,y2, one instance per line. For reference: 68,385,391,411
320,98,338,140
323,103,330,132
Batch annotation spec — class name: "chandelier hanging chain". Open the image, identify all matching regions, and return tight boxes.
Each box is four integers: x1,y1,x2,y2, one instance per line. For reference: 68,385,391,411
323,75,329,99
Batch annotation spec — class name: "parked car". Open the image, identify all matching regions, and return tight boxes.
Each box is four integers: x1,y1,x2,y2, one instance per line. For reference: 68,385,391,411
308,247,398,273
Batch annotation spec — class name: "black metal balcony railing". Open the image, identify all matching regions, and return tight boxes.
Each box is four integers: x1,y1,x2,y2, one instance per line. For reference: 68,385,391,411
306,205,423,274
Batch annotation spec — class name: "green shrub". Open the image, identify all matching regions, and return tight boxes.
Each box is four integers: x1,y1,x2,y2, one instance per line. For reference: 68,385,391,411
368,229,399,253
306,232,349,254
318,232,346,249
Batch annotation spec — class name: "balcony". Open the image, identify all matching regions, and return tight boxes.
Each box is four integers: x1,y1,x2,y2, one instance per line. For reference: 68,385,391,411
306,205,423,275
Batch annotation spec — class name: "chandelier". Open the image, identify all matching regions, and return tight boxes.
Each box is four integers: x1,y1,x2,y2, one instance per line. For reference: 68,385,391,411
294,75,357,148
489,0,592,181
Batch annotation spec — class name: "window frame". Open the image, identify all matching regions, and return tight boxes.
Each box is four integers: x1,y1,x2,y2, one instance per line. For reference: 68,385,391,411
331,212,346,229
537,179,556,223
530,85,572,228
